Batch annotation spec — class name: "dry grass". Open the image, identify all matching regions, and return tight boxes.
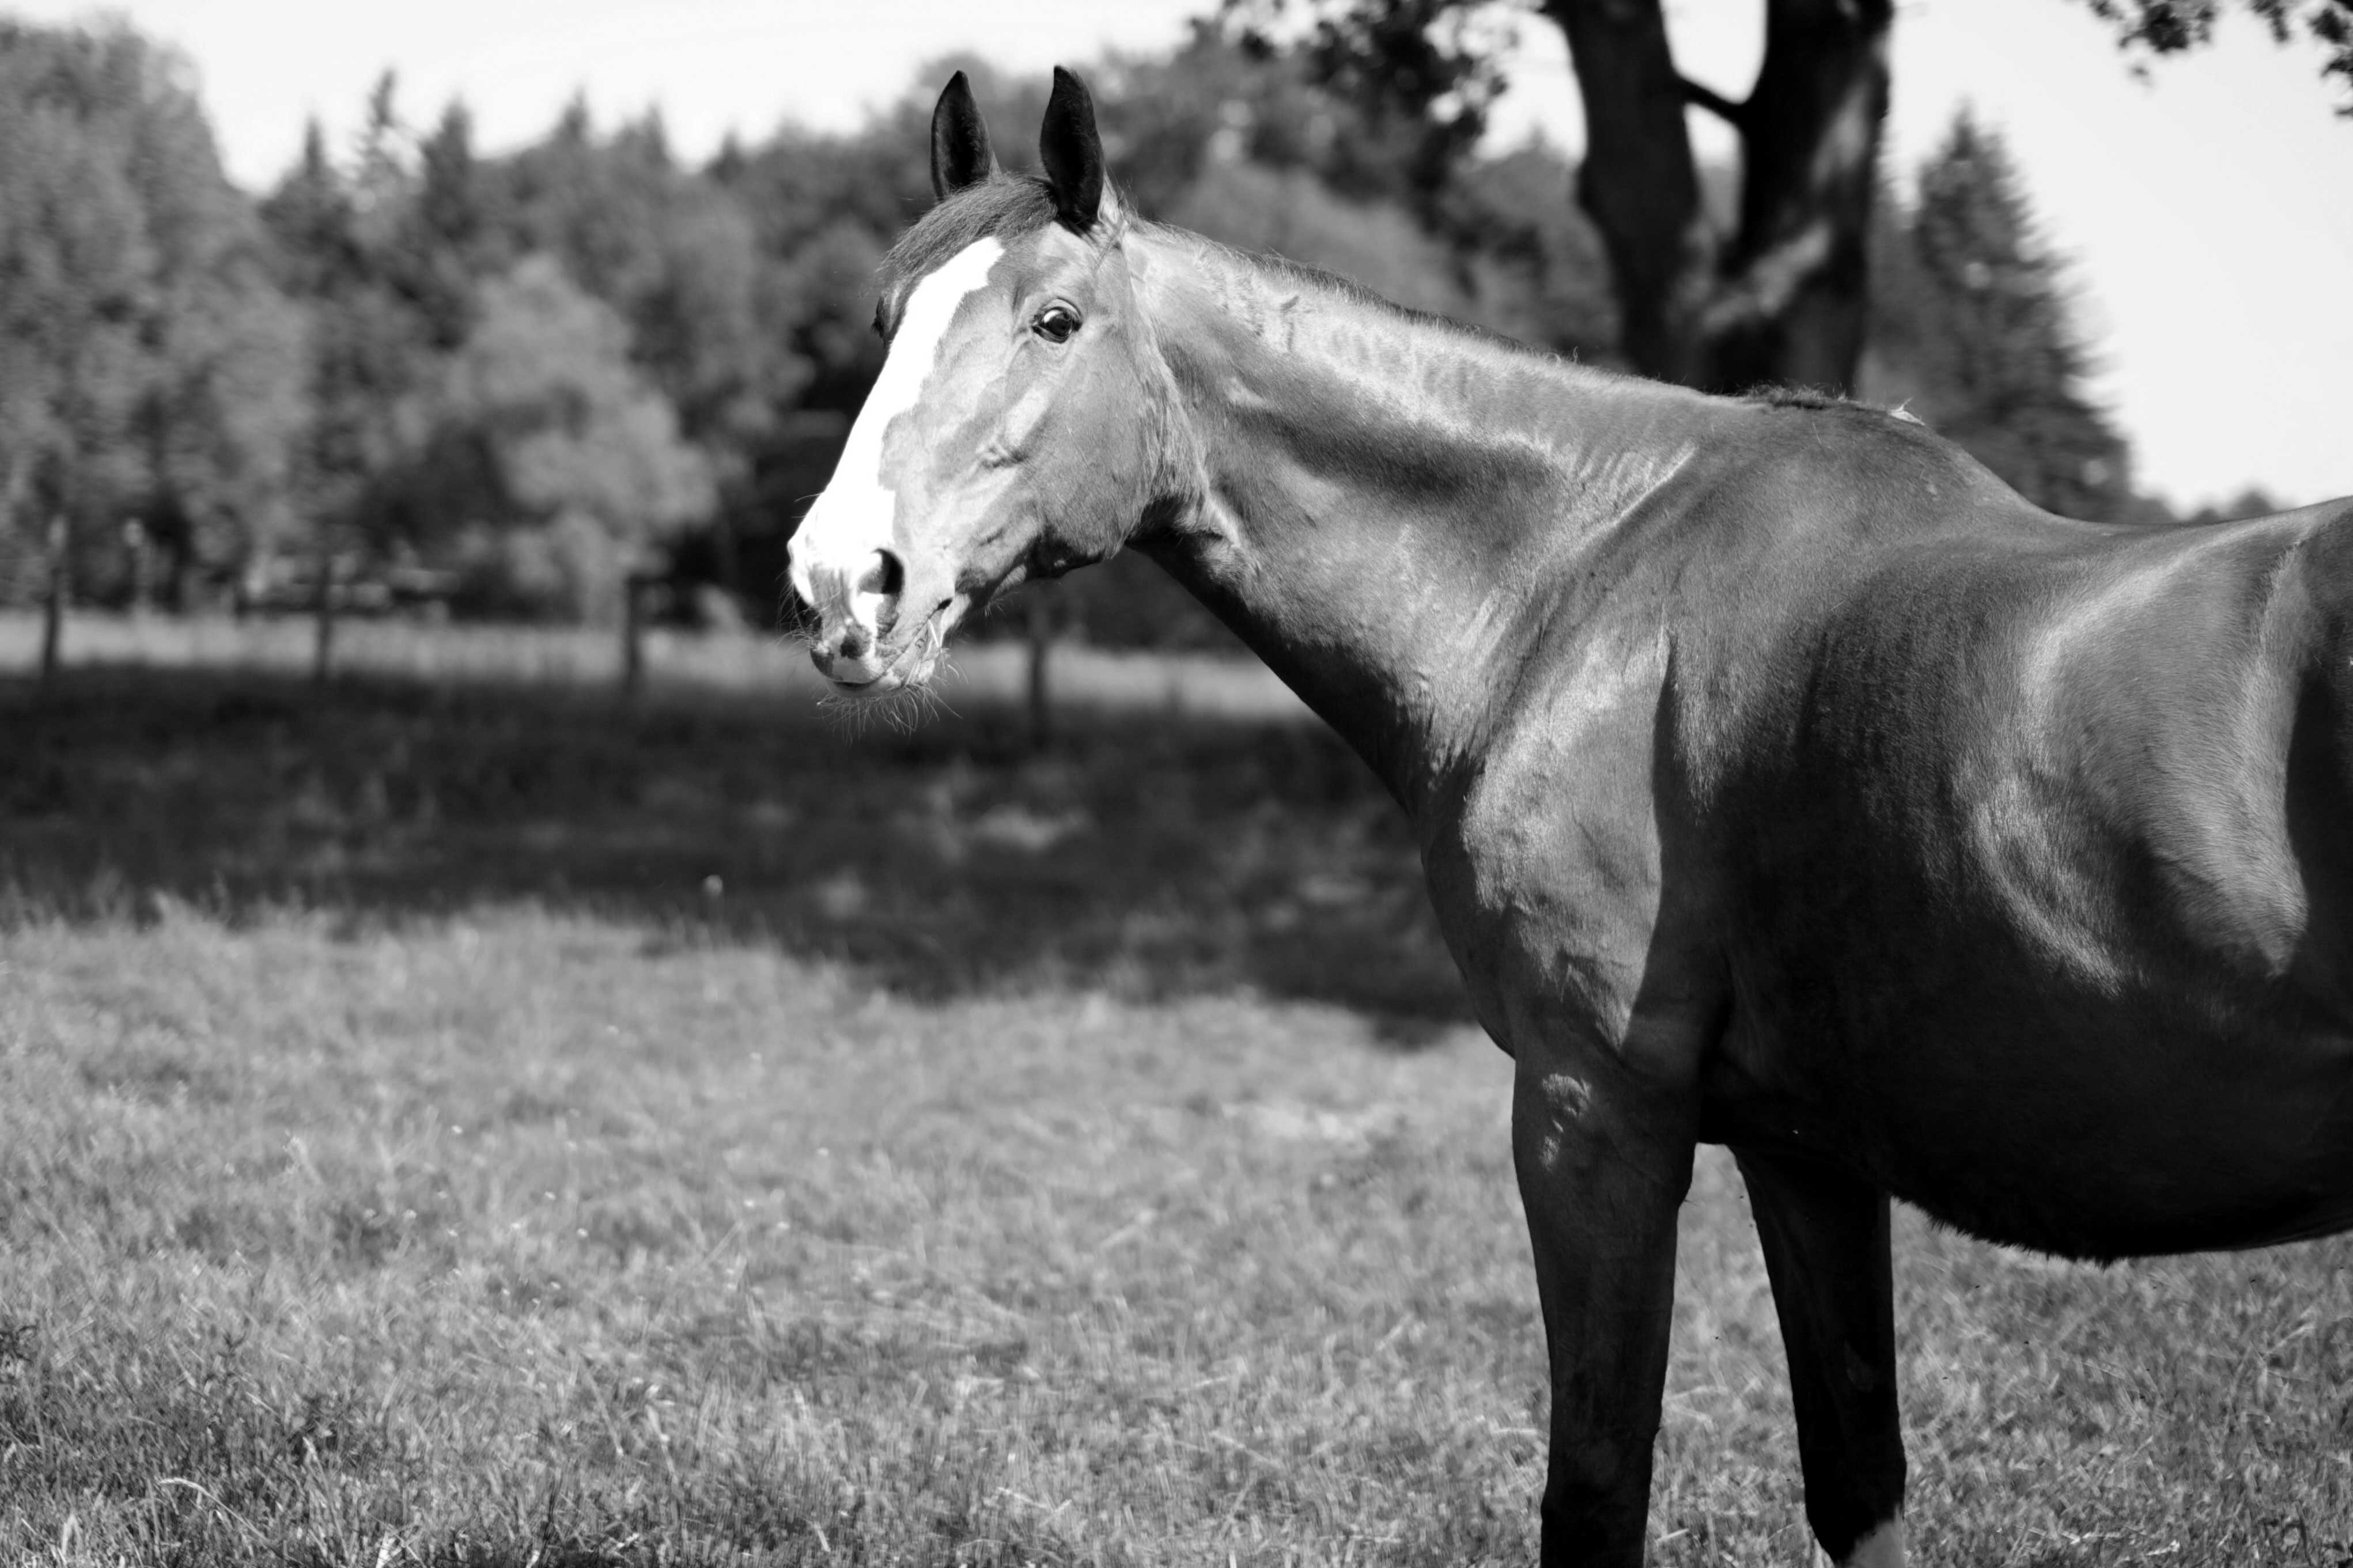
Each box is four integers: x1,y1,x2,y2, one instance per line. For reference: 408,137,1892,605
1,666,2350,1566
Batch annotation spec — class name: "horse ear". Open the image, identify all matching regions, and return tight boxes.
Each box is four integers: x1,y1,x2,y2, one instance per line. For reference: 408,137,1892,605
1038,66,1104,231
930,70,997,200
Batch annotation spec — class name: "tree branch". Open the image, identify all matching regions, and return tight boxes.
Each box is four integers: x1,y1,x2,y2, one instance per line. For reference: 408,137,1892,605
1695,218,1837,343
1679,75,1749,127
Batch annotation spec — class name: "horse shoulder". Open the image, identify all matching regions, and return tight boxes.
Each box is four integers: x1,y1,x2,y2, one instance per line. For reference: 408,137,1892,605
1419,603,1717,1073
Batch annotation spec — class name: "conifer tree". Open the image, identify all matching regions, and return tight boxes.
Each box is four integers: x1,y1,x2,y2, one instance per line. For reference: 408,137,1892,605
260,115,430,582
1870,112,2133,520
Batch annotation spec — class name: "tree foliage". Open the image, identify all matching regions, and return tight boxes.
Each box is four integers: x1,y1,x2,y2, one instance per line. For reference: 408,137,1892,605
436,256,715,621
5,9,2325,636
0,21,306,604
2082,0,2353,106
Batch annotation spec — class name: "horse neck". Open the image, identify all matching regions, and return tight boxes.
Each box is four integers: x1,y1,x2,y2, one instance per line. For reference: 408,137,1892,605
1126,228,1709,817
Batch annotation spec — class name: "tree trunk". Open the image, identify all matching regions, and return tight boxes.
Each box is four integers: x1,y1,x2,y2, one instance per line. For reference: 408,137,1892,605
1711,0,1891,392
1544,0,1892,395
39,513,67,684
1544,0,1711,385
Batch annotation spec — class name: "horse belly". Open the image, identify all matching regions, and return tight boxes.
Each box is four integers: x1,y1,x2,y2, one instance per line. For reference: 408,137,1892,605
1719,766,2353,1259
1854,993,2353,1256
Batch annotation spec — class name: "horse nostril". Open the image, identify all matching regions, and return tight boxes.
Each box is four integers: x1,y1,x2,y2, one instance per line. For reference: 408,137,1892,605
854,550,905,636
861,550,906,596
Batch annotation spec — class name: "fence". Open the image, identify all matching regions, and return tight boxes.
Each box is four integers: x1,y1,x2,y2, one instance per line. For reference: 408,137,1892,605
0,611,1310,722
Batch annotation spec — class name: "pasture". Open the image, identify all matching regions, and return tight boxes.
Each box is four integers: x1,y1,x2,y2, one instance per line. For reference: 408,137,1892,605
2,654,2350,1566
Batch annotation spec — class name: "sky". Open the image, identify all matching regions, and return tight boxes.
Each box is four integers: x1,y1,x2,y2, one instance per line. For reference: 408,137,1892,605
6,0,2350,510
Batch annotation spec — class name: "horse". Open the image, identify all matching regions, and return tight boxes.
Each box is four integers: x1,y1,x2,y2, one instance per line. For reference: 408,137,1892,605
786,66,2353,1567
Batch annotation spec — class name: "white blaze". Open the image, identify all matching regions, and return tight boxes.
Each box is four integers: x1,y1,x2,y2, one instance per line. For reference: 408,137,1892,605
789,236,1006,620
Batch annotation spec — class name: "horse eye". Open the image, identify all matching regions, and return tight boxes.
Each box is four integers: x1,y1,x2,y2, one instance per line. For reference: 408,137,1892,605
1033,304,1080,344
872,302,886,341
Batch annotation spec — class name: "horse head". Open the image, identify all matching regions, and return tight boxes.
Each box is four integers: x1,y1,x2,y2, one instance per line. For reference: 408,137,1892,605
788,67,1175,694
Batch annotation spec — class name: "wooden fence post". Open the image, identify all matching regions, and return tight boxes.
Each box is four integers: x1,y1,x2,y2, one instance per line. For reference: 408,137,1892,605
1025,592,1052,752
621,571,651,699
123,518,149,618
39,512,67,684
311,544,337,687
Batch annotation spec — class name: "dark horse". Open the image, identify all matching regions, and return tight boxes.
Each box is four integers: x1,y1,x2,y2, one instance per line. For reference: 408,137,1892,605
789,68,2353,1566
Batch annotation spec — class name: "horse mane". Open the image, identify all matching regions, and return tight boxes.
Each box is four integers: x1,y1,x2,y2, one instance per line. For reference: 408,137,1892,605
881,175,1062,297
1160,226,1605,375
1753,385,1844,410
1746,384,1935,432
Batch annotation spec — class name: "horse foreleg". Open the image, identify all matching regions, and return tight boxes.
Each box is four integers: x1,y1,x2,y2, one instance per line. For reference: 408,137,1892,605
1734,1147,1906,1567
1514,1055,1696,1567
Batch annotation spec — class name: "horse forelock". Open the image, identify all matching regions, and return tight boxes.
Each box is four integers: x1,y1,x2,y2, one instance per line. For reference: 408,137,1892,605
878,175,1130,325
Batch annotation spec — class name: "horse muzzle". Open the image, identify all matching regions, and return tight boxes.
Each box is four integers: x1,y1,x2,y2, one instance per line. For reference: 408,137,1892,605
800,558,969,696
798,547,908,685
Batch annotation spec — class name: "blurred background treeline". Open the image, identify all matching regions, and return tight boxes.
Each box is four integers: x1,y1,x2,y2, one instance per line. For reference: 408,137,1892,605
0,10,2303,658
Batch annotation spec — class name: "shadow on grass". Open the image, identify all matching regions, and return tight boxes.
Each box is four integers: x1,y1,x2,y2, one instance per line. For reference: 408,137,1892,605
2,667,1470,1041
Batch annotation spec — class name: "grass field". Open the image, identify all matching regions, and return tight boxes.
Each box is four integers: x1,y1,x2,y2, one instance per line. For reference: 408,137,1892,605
3,663,2351,1566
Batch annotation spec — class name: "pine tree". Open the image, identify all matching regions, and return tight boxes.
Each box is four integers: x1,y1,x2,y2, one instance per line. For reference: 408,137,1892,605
401,103,491,349
1868,112,2133,521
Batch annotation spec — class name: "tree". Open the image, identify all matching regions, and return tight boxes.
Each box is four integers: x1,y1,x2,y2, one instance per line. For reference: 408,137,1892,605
392,103,493,350
252,78,809,628
0,19,306,660
0,30,150,558
120,43,312,603
1234,0,2353,397
434,256,715,622
260,109,435,670
1866,113,2133,520
143,245,311,604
